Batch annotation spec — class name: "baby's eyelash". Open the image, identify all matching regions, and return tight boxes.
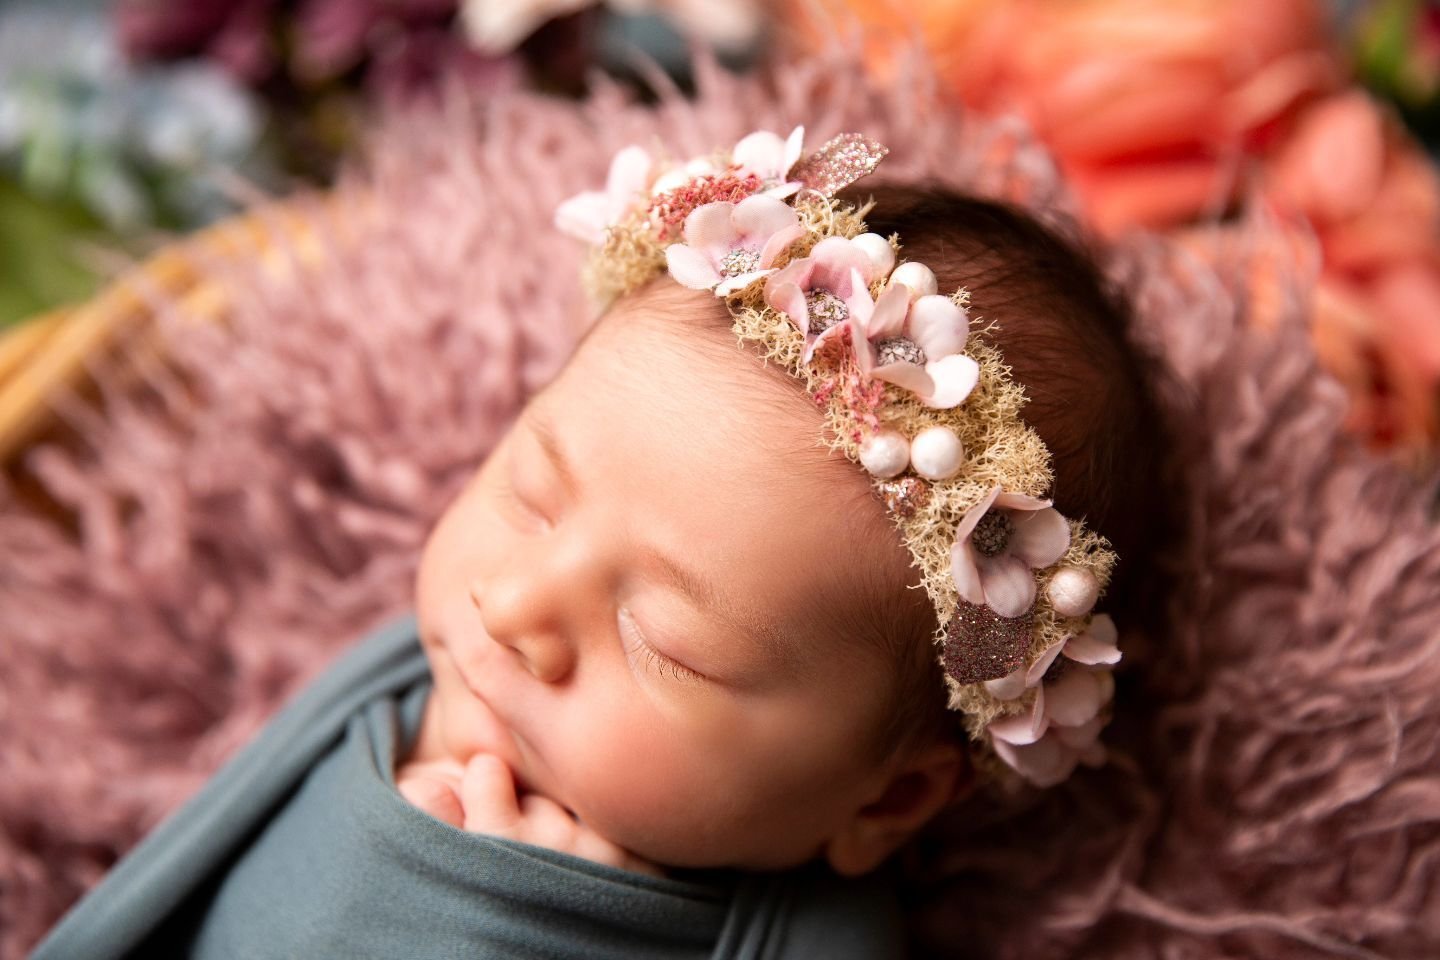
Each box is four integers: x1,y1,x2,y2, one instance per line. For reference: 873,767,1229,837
632,641,705,684
618,609,704,684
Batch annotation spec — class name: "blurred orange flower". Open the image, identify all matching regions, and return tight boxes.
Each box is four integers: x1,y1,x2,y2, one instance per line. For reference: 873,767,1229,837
1264,90,1440,449
782,0,1440,455
783,0,1342,229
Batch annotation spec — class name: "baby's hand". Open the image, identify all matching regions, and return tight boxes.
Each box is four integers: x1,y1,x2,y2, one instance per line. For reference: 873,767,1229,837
396,755,662,877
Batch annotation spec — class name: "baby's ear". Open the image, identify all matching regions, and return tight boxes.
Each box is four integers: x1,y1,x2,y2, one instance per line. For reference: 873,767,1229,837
823,741,969,877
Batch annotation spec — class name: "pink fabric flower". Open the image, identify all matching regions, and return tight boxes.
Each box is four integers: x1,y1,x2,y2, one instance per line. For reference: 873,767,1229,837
949,485,1071,618
762,236,877,361
851,284,980,408
985,613,1122,701
731,126,805,197
983,615,1121,786
663,196,805,295
554,145,653,244
989,713,1108,788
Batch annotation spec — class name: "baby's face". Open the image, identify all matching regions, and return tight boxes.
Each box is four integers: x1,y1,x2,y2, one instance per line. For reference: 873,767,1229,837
414,302,921,872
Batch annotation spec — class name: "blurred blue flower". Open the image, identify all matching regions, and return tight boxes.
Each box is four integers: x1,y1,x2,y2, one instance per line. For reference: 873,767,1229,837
0,1,274,231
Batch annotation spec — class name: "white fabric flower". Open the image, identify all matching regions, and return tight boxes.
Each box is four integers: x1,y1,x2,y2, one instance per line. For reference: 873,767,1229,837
731,126,805,197
650,156,723,195
553,144,653,244
461,0,593,55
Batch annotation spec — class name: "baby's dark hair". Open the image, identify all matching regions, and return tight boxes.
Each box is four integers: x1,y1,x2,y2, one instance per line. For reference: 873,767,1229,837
869,186,1171,579
620,184,1175,760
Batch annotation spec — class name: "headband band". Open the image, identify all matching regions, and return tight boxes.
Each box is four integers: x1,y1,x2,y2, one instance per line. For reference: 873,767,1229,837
556,127,1120,789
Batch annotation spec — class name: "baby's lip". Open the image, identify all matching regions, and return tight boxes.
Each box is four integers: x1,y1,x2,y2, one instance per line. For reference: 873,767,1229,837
441,641,541,797
444,641,508,729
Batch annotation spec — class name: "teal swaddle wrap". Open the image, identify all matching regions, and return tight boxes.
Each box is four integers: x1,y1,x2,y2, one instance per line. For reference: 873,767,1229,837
33,614,904,959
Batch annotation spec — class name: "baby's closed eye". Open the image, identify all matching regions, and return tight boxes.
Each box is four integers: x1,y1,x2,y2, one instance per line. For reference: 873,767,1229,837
618,607,706,684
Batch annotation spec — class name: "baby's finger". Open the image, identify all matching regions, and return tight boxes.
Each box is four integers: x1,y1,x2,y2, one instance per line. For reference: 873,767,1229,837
397,773,465,829
567,822,663,876
459,753,523,835
570,828,630,869
516,793,582,850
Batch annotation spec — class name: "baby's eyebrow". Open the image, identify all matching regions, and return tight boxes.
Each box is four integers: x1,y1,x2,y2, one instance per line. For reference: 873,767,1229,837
525,408,581,498
524,405,798,673
647,545,799,674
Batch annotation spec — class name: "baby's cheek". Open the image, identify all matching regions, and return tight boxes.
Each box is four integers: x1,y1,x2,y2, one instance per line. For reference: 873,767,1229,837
557,718,678,824
559,701,768,864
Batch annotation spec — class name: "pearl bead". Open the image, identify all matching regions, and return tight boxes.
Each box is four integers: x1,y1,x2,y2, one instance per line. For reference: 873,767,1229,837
851,233,895,278
908,426,964,480
890,261,938,299
1047,566,1099,617
859,428,909,478
909,294,967,342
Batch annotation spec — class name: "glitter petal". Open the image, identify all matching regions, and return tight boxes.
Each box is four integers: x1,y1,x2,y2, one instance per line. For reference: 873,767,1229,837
790,133,888,197
941,602,1034,685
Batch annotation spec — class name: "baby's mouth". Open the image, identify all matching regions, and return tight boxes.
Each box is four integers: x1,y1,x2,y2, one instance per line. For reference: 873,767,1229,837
439,641,543,798
438,646,592,825
444,642,508,731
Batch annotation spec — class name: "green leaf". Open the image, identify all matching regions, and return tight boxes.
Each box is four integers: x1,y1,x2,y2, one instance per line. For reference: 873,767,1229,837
0,174,107,328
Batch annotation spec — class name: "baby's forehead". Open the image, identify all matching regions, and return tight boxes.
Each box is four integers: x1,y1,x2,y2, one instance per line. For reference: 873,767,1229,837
583,288,830,421
538,306,900,661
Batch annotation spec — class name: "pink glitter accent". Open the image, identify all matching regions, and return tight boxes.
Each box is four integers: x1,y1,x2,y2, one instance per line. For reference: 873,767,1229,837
841,367,886,430
790,133,888,196
812,378,837,407
809,367,882,439
648,170,763,240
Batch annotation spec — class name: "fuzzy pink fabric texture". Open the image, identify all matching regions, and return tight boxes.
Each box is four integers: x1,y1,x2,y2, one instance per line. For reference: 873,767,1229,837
2,48,1438,960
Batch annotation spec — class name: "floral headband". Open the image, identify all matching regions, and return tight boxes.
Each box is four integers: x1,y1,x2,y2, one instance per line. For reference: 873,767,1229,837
555,127,1120,789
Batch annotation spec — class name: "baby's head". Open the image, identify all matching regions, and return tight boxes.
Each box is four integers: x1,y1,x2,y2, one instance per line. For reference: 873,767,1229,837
414,179,1167,876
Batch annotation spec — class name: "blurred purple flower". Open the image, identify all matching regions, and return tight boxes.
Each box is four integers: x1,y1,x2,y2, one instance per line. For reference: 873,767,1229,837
365,25,520,103
292,0,464,83
115,0,280,84
115,0,512,99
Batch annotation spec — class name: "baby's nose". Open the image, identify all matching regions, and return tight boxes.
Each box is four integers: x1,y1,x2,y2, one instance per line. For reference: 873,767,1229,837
469,579,576,683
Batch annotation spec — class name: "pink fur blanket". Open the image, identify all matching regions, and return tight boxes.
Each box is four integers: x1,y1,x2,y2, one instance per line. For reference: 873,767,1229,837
2,48,1438,960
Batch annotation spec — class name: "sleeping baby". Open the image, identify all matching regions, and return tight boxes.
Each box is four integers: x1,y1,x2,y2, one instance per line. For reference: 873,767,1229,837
32,128,1167,959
